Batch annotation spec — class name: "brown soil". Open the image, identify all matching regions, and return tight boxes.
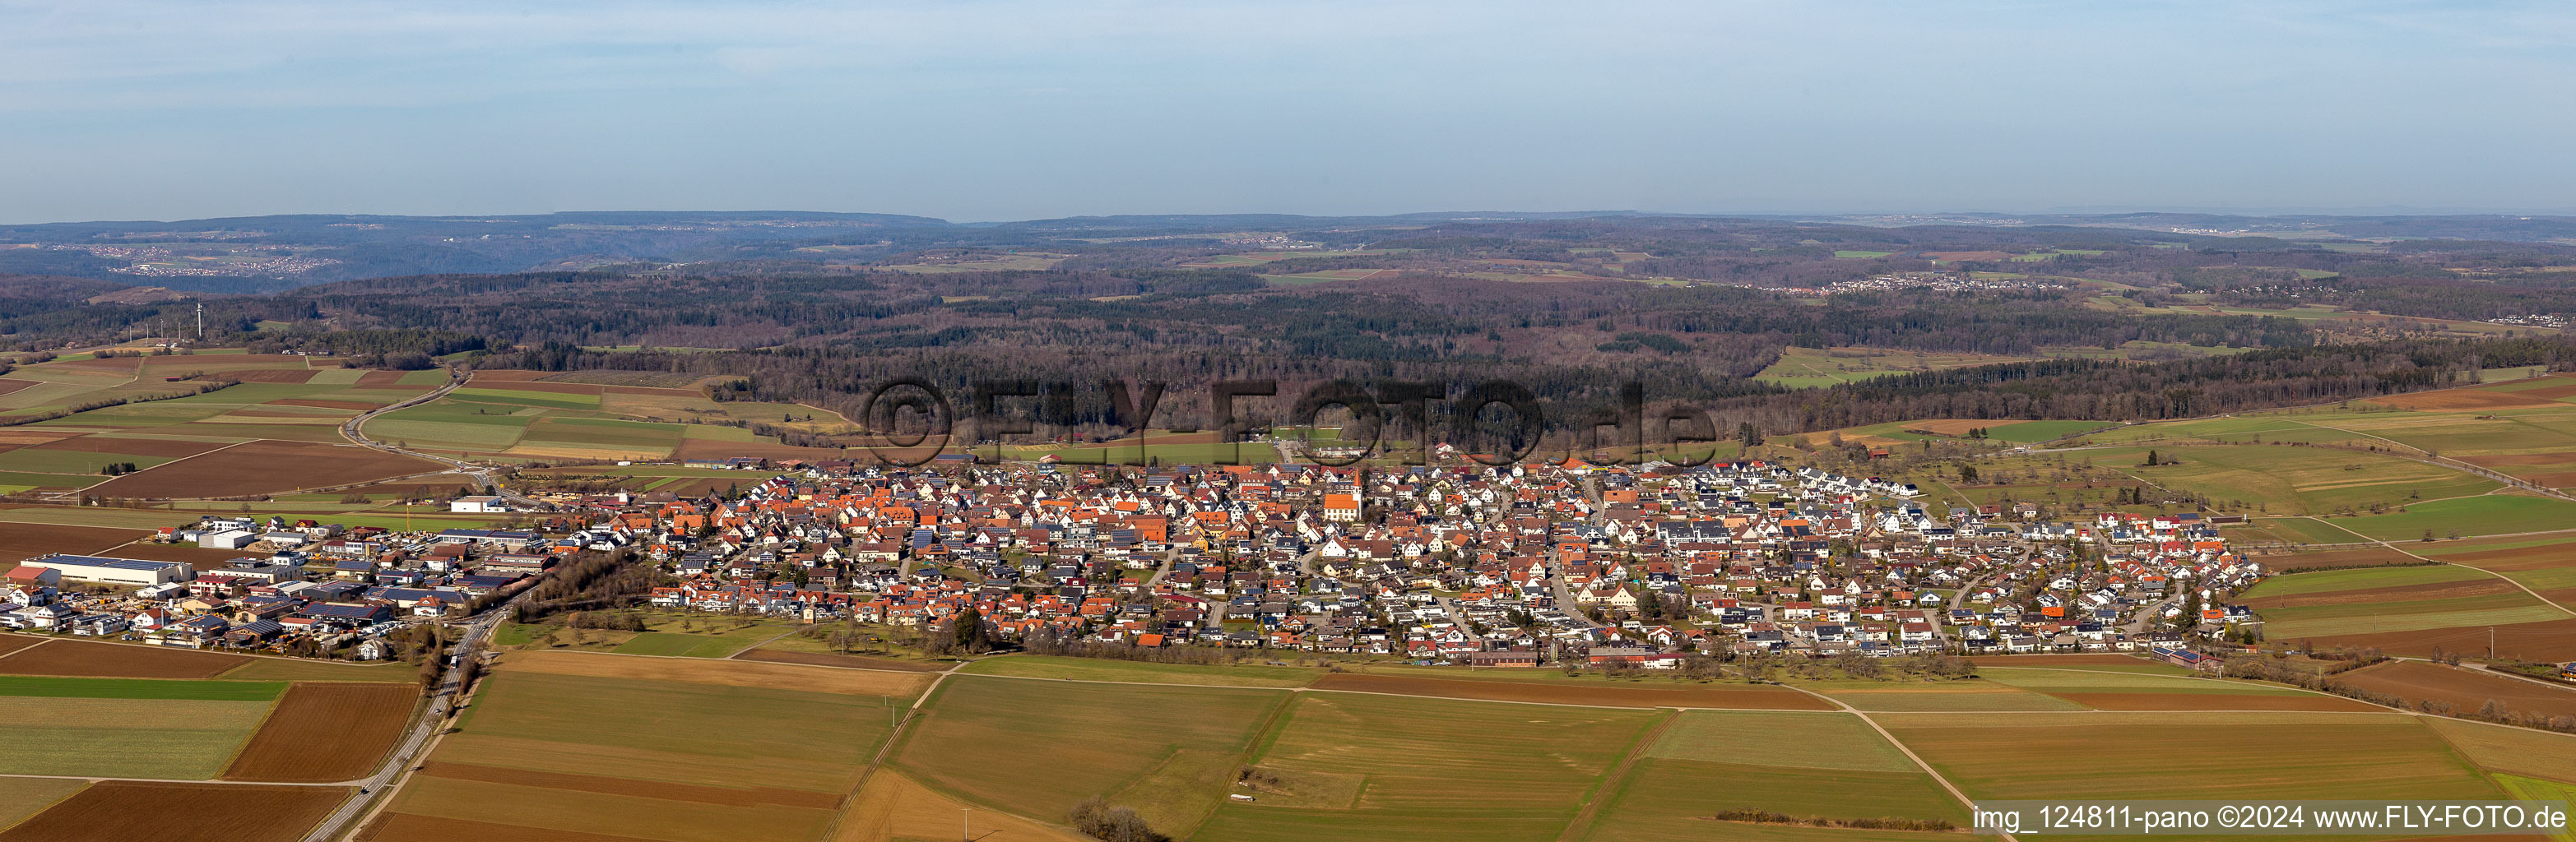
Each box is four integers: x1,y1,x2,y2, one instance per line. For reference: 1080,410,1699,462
1962,654,2161,666
272,398,392,410
2524,471,2576,488
0,379,35,396
0,520,150,557
2337,660,2576,718
223,682,418,782
2457,453,2576,468
834,770,1089,842
0,636,46,657
107,542,258,564
211,369,318,384
2243,578,2515,609
358,813,659,842
0,780,350,842
413,761,840,808
1308,672,1835,710
2369,390,2559,411
0,639,250,678
499,650,931,697
670,437,848,460
27,435,230,458
2437,544,2572,568
599,385,712,397
470,381,604,396
85,441,445,498
2048,692,2379,711
733,647,947,672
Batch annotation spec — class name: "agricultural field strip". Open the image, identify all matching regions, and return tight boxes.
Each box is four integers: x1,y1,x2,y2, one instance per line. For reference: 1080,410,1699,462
1765,683,2000,840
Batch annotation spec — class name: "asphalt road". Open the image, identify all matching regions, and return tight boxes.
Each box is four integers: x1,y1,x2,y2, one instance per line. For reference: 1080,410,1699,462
337,366,543,509
299,606,510,842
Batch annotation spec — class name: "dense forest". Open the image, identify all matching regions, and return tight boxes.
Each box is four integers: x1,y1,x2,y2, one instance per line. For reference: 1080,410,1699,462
2,213,2569,445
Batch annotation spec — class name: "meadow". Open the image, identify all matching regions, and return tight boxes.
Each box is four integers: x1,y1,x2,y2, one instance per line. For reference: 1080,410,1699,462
894,674,1285,837
1577,710,1965,842
1195,692,1656,842
362,371,851,463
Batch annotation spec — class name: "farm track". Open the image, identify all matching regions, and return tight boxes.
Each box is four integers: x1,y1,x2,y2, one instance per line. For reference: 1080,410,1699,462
337,368,542,509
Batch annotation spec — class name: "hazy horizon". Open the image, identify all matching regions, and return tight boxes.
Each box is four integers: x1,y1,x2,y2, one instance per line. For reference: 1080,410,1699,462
8,0,2574,224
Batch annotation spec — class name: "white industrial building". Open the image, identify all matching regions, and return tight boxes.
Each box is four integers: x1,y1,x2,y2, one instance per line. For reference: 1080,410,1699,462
19,555,195,586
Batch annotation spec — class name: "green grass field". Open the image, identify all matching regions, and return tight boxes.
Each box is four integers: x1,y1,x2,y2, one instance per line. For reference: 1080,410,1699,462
0,675,285,701
1882,712,2501,802
2330,494,2576,540
897,675,1284,837
2074,444,2499,515
1580,710,1965,842
2238,564,2493,599
958,655,1322,688
1198,692,1658,842
443,670,894,792
610,630,772,658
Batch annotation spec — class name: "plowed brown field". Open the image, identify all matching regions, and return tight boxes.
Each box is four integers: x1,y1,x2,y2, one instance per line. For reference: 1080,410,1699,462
0,639,248,678
223,682,417,782
86,440,443,498
0,780,348,842
733,648,946,672
414,762,839,808
2337,660,2576,718
1308,672,1833,710
1964,654,2161,667
359,813,659,842
2313,618,2576,662
2050,692,2379,711
0,521,148,557
26,436,229,458
2244,578,2516,609
212,369,318,384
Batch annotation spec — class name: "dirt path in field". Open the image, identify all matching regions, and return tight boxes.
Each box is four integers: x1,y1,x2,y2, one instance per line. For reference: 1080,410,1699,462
1553,710,1676,842
1775,683,2014,842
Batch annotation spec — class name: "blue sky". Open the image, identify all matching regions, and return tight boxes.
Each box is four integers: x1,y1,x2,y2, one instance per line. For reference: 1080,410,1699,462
4,0,2573,222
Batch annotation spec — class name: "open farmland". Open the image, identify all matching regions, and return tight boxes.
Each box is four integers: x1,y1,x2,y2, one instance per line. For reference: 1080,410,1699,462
376,658,903,842
1878,711,2504,801
434,664,902,789
1578,710,1966,842
957,653,1319,687
2072,444,2500,515
0,695,273,779
361,372,848,462
2335,660,2576,719
1196,692,1658,842
0,520,149,557
1974,666,2378,710
1307,672,1833,710
81,439,447,498
1803,679,2085,711
0,781,349,842
1752,346,2037,389
0,639,251,678
2314,493,2576,541
894,674,1284,837
221,682,417,782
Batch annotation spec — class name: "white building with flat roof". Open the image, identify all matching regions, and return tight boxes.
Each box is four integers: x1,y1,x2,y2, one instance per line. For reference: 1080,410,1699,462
20,555,195,586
